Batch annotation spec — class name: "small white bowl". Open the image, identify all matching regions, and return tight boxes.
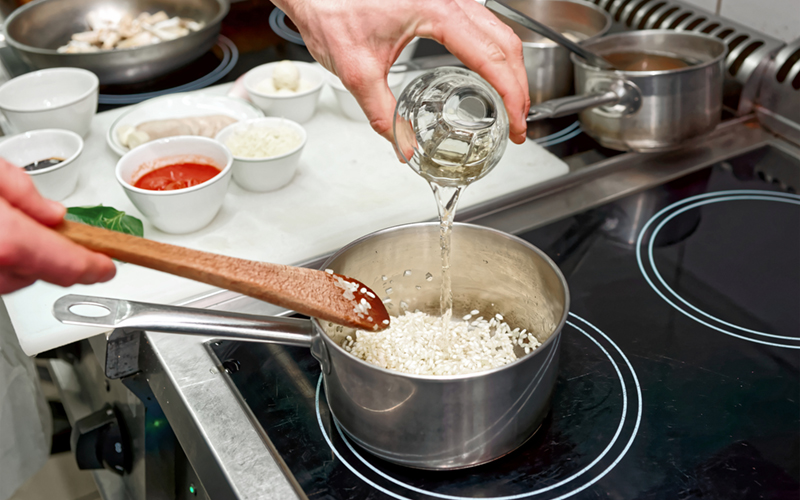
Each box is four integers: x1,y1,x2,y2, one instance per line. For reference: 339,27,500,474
0,129,83,201
243,61,324,123
0,68,98,137
116,136,233,234
215,117,307,193
327,72,407,122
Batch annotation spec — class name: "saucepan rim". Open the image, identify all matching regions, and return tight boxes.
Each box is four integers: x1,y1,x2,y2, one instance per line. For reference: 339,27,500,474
571,29,728,77
515,0,612,49
313,221,571,382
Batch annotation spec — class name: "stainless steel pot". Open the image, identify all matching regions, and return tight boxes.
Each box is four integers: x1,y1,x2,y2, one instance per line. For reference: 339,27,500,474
497,0,611,104
528,31,727,152
53,222,570,470
2,0,228,85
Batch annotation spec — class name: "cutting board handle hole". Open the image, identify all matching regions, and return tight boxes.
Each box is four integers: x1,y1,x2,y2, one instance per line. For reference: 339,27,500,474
69,303,111,318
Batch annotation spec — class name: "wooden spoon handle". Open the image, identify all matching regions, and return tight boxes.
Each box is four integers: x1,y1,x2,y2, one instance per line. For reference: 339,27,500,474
55,220,327,318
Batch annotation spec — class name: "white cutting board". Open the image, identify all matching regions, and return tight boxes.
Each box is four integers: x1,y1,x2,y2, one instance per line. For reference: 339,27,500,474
4,82,569,356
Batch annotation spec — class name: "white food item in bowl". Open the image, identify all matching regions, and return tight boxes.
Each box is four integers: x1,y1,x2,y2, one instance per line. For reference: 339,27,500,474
116,115,238,149
272,60,301,91
224,126,302,158
255,78,316,95
243,62,324,123
215,117,307,192
117,126,150,150
255,61,316,95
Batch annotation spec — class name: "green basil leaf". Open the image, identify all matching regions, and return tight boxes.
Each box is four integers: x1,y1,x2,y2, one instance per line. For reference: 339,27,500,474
65,205,144,237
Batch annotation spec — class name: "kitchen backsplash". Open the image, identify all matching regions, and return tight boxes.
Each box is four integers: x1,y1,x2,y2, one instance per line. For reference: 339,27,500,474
680,0,799,42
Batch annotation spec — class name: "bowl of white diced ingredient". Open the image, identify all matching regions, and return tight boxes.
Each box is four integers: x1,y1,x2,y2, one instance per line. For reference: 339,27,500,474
215,117,306,192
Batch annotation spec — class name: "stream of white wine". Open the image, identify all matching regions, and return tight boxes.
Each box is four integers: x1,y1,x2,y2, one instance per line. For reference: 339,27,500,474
430,182,462,333
423,137,496,340
399,71,506,344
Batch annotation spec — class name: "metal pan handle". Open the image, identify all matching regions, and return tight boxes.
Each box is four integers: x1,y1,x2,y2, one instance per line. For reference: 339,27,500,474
53,294,316,348
527,78,642,122
527,91,620,121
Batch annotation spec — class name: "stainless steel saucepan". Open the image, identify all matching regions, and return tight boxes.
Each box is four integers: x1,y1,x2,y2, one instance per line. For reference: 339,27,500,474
54,222,570,470
2,0,228,84
494,0,611,104
527,30,727,152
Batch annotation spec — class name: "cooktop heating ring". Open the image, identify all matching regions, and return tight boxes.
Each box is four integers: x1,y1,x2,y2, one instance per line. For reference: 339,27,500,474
533,121,583,148
98,35,239,105
636,189,800,349
269,8,305,46
315,313,643,500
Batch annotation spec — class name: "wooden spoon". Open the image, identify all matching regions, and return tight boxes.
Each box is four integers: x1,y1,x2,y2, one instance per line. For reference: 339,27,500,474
54,220,390,331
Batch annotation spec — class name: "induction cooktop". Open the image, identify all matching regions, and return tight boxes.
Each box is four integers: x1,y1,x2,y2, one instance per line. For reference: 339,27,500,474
208,146,800,499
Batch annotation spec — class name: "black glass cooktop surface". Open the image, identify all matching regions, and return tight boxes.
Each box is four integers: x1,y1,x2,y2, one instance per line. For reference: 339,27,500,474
208,146,799,499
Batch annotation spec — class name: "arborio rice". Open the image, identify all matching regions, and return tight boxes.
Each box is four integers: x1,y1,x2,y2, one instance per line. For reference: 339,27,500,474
343,310,541,376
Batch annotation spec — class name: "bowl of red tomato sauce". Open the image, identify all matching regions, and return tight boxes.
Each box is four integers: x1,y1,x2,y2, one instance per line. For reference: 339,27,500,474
116,136,233,234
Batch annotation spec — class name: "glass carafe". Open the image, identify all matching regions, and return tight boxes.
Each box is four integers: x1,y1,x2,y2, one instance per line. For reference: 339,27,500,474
393,67,509,188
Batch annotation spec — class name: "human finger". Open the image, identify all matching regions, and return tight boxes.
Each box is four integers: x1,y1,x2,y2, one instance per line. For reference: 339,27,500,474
0,273,37,295
342,61,400,142
0,201,116,289
0,158,65,226
453,0,530,143
418,1,529,143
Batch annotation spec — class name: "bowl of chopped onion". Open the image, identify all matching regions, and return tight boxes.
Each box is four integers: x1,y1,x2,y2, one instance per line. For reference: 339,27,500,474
215,117,306,192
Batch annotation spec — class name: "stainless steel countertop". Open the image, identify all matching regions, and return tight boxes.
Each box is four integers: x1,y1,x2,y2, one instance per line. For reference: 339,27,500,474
118,118,800,499
142,297,302,500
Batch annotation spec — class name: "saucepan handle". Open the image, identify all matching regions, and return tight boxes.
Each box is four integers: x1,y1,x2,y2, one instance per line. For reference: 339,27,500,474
527,91,620,121
527,79,642,122
53,294,316,348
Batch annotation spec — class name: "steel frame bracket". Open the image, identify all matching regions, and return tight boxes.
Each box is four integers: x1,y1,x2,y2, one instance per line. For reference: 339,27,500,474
105,328,143,379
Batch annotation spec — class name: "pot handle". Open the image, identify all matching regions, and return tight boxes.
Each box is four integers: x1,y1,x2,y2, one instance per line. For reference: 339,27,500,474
527,90,620,122
527,78,642,122
53,294,316,348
